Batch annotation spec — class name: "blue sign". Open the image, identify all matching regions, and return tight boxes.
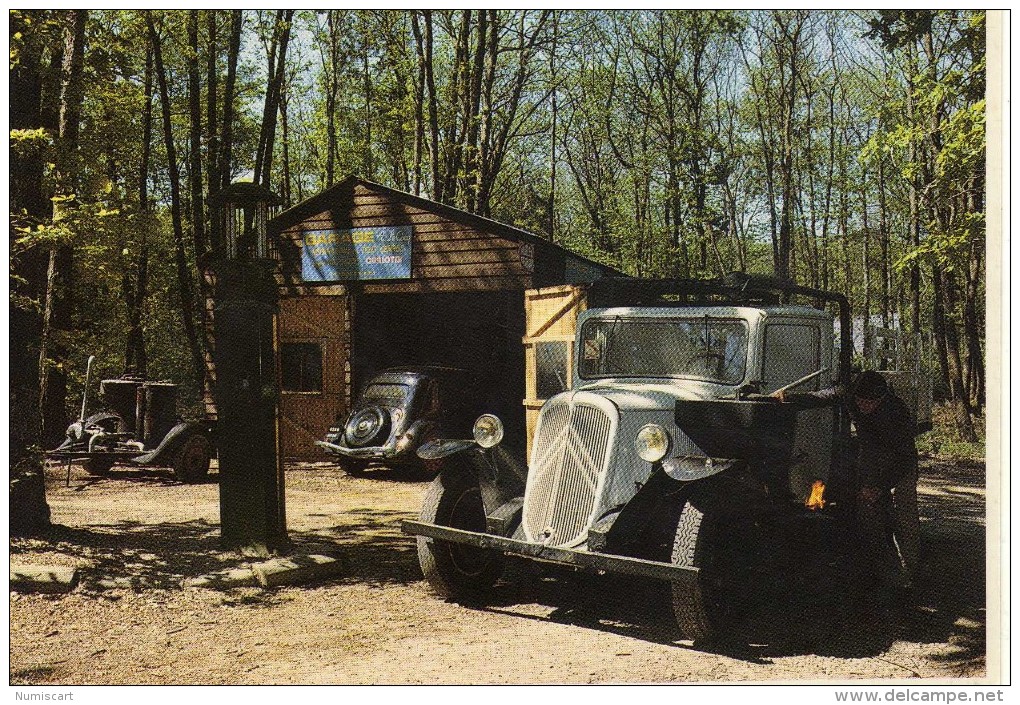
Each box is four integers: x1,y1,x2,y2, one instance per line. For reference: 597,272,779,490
301,226,413,281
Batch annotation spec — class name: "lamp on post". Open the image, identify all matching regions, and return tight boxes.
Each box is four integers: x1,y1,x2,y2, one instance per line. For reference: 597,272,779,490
208,182,288,555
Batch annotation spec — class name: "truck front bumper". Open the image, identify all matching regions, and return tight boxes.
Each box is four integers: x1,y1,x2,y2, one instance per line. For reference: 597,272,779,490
401,520,701,586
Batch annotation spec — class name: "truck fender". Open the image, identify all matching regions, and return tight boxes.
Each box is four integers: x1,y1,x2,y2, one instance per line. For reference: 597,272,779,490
416,438,476,460
418,439,527,530
596,458,768,554
661,455,741,483
130,421,209,465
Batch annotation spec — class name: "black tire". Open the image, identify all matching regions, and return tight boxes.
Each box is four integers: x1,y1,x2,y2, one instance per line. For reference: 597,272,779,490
670,501,771,643
670,502,715,641
82,458,115,476
341,459,370,476
417,468,504,602
172,434,212,483
344,406,390,447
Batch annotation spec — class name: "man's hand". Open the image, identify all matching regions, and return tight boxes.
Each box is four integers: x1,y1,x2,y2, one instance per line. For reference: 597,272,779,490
858,486,880,504
769,389,787,403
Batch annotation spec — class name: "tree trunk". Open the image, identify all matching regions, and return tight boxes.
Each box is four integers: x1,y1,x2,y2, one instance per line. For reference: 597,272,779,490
9,11,58,532
39,9,87,450
254,9,294,189
188,11,207,259
932,266,976,441
149,12,206,390
422,11,441,201
219,10,242,193
206,10,221,251
125,39,154,376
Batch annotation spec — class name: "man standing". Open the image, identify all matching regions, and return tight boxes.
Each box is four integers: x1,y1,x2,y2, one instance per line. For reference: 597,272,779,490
774,370,920,591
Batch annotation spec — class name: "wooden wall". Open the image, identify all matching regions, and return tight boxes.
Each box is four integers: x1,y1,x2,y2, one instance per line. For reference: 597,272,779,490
277,296,350,458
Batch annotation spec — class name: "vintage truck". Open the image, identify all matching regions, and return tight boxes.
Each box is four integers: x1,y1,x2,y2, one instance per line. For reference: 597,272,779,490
47,357,215,483
401,274,930,642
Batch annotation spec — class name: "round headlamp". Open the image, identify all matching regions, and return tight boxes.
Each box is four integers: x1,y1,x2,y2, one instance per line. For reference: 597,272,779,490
473,414,504,449
635,424,670,463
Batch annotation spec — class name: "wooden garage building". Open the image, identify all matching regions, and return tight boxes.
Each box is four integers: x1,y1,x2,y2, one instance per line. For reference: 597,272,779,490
266,176,620,458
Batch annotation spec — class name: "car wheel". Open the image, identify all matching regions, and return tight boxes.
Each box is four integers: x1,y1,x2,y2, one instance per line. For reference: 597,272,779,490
417,465,504,603
173,434,212,484
341,459,369,476
82,458,115,476
344,406,390,447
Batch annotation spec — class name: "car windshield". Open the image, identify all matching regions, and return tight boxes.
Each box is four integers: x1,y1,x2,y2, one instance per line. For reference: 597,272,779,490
362,383,412,405
579,316,748,384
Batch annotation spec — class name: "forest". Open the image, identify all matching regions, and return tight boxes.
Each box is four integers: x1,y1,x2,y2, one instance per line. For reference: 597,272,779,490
9,9,987,482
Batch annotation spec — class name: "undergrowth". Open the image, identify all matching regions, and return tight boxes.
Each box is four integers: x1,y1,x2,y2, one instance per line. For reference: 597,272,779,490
916,403,986,463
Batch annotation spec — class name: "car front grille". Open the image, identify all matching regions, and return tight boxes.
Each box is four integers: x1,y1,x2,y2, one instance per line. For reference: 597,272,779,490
523,395,615,548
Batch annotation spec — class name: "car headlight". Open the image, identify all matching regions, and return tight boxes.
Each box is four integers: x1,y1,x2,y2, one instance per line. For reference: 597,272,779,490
635,424,670,462
473,414,504,449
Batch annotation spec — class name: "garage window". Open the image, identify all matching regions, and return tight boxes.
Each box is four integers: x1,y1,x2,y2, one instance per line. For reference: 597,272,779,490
281,342,323,393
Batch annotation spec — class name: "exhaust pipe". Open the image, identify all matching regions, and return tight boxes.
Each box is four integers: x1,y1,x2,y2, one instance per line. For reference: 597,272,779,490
80,355,96,424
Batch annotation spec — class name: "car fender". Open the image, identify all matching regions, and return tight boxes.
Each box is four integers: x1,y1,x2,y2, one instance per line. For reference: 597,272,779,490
130,421,209,465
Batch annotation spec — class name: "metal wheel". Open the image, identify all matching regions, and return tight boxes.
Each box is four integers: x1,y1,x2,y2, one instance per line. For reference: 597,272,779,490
173,434,212,483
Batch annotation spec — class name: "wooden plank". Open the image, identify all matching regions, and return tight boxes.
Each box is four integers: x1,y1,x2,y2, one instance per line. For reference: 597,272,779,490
359,274,532,295
413,248,522,268
525,287,585,338
522,333,576,345
415,238,518,253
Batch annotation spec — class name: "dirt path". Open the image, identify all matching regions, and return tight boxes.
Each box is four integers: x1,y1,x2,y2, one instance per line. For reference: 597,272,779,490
10,459,989,684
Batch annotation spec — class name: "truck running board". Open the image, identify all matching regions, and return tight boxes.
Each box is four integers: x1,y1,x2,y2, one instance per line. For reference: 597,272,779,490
401,520,701,587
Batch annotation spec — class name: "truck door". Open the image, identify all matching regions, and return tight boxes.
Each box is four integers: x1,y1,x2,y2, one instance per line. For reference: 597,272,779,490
762,320,835,503
522,285,587,457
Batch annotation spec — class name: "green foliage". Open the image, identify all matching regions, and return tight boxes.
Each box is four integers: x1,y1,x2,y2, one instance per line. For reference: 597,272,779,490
9,9,987,424
916,403,985,462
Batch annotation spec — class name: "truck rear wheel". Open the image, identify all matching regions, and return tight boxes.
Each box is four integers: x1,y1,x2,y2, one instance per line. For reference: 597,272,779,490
173,434,211,483
417,467,504,603
82,458,114,476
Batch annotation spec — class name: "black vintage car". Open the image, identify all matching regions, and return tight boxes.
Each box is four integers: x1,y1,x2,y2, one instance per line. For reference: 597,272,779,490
317,367,480,477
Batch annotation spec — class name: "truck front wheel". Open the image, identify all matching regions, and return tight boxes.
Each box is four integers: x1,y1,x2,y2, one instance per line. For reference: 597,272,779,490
416,467,504,603
670,500,773,643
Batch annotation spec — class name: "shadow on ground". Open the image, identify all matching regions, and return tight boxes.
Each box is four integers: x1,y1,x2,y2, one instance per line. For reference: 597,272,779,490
15,459,984,668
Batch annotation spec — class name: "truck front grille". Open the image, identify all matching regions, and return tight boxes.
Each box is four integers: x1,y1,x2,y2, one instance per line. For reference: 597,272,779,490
523,396,614,548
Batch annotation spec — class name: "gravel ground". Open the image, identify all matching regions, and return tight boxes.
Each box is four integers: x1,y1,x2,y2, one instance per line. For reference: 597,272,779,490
9,458,991,684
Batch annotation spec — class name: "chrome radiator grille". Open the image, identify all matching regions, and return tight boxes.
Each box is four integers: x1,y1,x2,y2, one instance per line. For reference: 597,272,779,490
523,396,614,548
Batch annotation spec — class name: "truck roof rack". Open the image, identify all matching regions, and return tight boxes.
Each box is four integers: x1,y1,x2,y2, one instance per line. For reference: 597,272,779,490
588,272,838,308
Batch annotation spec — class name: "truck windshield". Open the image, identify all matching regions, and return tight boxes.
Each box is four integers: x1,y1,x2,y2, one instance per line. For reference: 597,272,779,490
579,316,748,384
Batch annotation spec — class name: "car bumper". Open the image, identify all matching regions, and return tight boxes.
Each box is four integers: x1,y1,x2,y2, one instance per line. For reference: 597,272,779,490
316,440,412,462
401,520,700,585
